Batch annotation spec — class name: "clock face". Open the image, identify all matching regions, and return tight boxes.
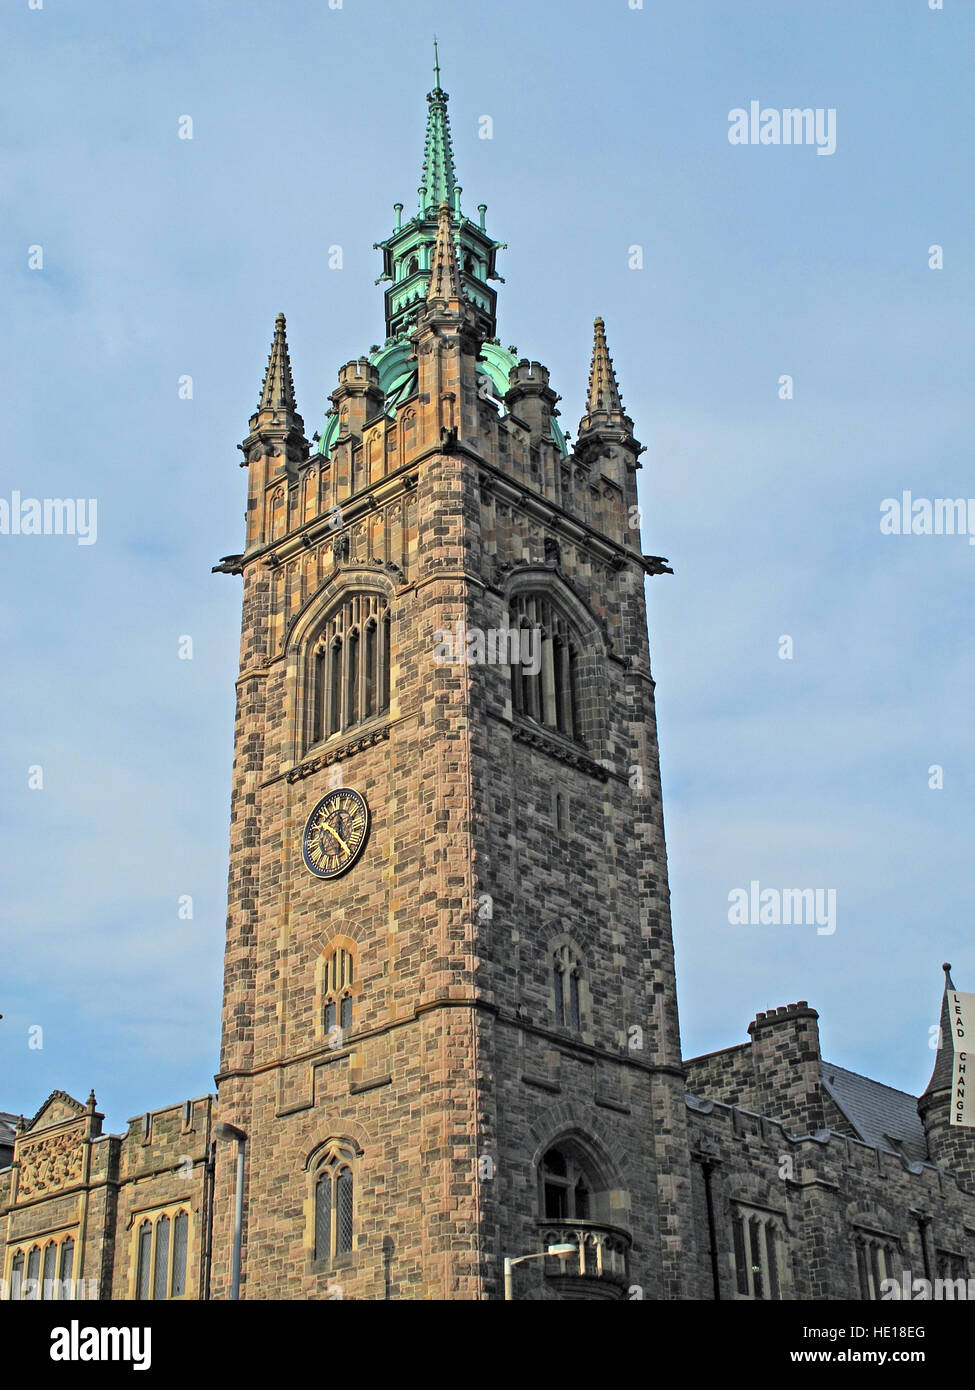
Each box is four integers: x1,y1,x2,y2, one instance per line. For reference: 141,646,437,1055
302,788,369,879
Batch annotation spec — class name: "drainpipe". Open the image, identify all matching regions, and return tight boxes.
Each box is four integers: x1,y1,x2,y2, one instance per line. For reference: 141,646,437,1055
202,1137,216,1301
701,1160,722,1300
913,1210,932,1283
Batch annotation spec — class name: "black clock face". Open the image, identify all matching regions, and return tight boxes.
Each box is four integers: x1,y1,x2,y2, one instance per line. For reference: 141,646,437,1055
302,788,369,879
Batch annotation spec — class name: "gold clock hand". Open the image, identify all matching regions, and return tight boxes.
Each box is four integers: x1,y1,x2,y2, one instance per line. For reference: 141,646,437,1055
322,822,350,856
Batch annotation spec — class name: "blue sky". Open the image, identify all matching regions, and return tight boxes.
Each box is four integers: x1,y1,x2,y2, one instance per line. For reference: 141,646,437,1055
1,0,972,1134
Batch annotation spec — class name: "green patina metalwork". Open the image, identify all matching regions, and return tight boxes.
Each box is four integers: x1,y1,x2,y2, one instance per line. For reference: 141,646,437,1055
315,48,566,462
315,338,567,460
373,46,503,342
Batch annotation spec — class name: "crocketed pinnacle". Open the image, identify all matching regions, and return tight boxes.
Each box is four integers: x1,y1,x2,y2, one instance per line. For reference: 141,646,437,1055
258,313,299,414
425,202,464,310
578,316,626,434
419,44,459,214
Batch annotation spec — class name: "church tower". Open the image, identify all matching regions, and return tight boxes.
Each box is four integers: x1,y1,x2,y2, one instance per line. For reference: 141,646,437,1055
212,52,696,1300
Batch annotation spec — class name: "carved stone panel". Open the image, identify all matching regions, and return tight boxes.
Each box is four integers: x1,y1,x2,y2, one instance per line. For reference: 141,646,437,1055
17,1128,84,1199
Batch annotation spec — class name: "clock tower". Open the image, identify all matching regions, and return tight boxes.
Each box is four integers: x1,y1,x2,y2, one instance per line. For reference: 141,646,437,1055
211,54,697,1300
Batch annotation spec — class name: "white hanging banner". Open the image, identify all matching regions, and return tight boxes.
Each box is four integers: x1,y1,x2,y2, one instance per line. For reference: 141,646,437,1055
948,990,975,1128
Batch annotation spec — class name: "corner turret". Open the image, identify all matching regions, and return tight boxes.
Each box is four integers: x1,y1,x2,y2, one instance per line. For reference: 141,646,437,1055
918,964,975,1189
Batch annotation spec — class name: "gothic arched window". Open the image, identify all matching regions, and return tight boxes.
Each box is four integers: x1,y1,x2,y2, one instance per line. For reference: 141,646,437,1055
535,1138,631,1286
134,1208,191,1300
732,1206,785,1300
308,593,391,749
6,1233,78,1302
509,593,580,741
313,1142,357,1264
320,943,357,1044
9,1252,24,1301
41,1242,56,1300
152,1216,170,1301
58,1237,74,1289
25,1247,40,1300
853,1230,899,1301
551,942,586,1034
539,1143,600,1221
136,1221,152,1300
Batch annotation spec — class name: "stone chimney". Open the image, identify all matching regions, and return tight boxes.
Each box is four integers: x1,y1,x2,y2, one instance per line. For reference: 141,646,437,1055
747,1001,826,1135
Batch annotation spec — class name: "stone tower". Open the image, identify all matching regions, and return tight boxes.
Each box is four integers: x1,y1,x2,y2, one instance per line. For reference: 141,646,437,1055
211,53,696,1301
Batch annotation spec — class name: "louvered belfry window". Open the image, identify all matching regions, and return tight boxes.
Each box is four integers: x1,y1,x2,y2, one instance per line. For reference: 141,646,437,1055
309,595,391,750
509,593,579,740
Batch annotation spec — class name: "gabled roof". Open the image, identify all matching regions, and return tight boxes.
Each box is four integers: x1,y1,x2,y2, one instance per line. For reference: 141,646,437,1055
821,1062,928,1164
26,1089,87,1132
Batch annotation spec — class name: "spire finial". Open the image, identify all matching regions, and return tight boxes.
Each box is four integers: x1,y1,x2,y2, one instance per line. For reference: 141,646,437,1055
420,47,458,214
943,962,956,988
258,311,299,415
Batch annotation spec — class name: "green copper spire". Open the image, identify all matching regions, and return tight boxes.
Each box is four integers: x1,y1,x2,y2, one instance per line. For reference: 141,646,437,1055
419,43,459,215
374,52,505,341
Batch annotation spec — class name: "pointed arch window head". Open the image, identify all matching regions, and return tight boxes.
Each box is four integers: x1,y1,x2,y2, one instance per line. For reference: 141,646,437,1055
509,592,580,742
10,1252,24,1301
134,1207,191,1301
41,1244,56,1300
308,593,391,751
539,1140,605,1222
320,943,358,1045
58,1237,74,1289
853,1230,899,1301
732,1206,785,1300
313,1141,358,1265
25,1247,40,1300
136,1222,152,1300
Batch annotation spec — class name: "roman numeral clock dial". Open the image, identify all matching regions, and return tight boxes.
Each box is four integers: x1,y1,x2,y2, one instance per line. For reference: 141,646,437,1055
302,789,369,879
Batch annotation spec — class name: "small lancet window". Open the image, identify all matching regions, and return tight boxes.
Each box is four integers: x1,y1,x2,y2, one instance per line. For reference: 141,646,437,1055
551,943,585,1034
322,945,357,1042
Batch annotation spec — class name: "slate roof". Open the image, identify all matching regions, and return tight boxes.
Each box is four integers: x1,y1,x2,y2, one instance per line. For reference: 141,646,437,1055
0,1111,18,1166
821,1062,928,1164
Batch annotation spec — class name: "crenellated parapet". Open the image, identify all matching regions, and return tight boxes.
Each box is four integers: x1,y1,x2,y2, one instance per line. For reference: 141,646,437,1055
1,1090,216,1301
685,1092,975,1299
